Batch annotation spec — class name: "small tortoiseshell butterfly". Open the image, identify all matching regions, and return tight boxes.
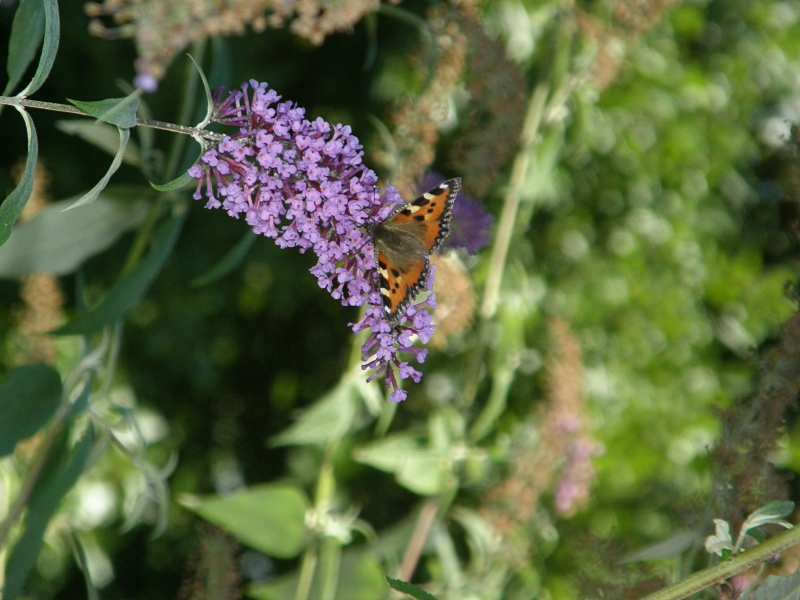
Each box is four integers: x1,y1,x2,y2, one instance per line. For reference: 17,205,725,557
367,178,461,324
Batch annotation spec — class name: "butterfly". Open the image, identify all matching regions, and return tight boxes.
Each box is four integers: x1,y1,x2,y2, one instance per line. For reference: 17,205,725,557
366,178,461,324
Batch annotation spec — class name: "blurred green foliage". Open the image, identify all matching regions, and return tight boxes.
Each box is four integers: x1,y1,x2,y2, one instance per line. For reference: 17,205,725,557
1,0,800,598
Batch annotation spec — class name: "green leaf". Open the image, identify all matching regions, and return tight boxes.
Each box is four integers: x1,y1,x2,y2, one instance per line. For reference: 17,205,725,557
180,484,309,559
0,363,62,457
249,516,416,600
354,435,446,496
56,119,142,166
67,96,140,129
17,0,58,97
56,212,185,335
186,54,214,127
750,501,795,520
353,435,421,472
270,377,359,447
746,529,766,544
0,107,37,247
621,531,696,563
386,577,439,600
395,454,445,495
3,426,94,600
468,364,514,443
150,171,195,192
0,186,150,277
4,0,45,96
191,232,256,286
69,530,100,600
705,518,734,557
66,373,93,420
741,501,796,535
249,552,385,600
63,127,131,210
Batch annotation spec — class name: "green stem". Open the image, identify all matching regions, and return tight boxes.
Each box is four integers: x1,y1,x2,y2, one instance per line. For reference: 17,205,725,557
467,364,514,443
460,84,549,409
295,439,340,600
294,541,319,600
97,324,123,401
120,200,162,277
315,441,338,506
479,83,549,321
0,96,224,141
319,537,343,600
642,526,800,600
374,400,397,438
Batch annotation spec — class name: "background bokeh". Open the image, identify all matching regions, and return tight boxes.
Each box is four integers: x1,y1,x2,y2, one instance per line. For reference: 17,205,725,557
2,0,800,598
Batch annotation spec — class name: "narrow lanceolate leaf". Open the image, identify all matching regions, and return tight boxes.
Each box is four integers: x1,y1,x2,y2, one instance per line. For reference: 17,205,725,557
56,119,142,166
67,96,140,129
621,531,696,563
17,0,59,98
386,577,439,600
4,0,45,96
56,212,185,335
63,127,131,210
0,186,150,277
186,54,214,128
150,171,195,192
749,501,795,521
740,501,795,538
0,363,62,457
191,231,256,287
0,107,38,247
3,427,95,600
66,373,94,420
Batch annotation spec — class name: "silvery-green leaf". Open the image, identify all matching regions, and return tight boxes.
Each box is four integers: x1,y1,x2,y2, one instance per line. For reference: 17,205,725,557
56,119,141,166
705,519,734,556
0,186,150,277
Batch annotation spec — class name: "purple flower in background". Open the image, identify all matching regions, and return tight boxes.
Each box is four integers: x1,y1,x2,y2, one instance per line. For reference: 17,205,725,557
188,80,449,401
554,437,604,516
417,172,493,255
134,72,158,94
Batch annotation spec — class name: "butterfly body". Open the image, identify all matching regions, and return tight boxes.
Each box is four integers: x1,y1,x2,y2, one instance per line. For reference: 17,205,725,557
367,178,461,324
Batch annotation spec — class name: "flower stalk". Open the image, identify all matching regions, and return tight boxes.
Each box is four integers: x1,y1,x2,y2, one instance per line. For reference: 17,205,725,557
187,80,452,400
0,95,225,141
641,525,800,600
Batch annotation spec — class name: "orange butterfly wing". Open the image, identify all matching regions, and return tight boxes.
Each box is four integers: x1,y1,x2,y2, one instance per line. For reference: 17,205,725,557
370,178,461,323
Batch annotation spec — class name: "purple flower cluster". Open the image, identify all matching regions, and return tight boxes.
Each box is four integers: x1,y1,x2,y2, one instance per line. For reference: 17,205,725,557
553,437,604,516
188,80,440,401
